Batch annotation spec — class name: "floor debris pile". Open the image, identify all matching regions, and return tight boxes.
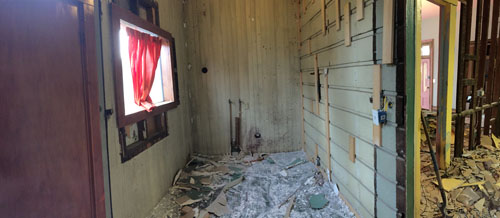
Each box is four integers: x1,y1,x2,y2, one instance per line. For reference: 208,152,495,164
421,135,500,217
146,151,354,218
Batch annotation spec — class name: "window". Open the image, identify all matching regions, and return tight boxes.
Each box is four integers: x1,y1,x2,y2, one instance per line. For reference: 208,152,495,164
111,4,179,162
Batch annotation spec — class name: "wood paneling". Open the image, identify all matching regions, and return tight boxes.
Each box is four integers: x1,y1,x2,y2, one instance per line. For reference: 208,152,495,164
0,1,104,217
185,0,300,154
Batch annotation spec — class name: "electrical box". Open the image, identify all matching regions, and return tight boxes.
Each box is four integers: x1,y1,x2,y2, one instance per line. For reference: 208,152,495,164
372,109,387,126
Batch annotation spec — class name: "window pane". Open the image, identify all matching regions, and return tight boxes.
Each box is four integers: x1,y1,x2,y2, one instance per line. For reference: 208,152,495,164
421,45,431,56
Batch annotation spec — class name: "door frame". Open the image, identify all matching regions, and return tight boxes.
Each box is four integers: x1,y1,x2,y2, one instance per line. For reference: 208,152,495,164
421,39,434,110
406,0,457,217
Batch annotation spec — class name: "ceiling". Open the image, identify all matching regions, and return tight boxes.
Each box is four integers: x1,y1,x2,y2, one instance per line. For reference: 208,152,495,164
422,0,440,19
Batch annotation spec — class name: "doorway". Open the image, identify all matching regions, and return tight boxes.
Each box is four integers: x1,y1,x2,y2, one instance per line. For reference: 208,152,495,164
421,39,434,110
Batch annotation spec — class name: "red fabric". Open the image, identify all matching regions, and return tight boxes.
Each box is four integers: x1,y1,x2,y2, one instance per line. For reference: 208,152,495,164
126,27,162,112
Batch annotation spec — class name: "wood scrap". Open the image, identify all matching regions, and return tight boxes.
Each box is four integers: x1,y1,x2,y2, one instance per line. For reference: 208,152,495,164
176,195,202,206
285,159,307,170
173,169,183,186
284,196,296,218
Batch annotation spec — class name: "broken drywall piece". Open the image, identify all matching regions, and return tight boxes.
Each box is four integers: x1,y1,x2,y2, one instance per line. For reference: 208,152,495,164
284,196,296,218
474,198,485,212
309,194,329,209
200,177,211,185
266,157,276,164
190,177,196,184
176,195,202,206
197,209,209,218
223,176,243,192
433,178,465,192
279,170,288,177
180,206,195,218
493,134,500,149
206,192,230,217
457,187,481,207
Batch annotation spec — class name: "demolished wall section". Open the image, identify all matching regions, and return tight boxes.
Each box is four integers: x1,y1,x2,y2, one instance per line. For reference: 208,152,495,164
299,0,401,217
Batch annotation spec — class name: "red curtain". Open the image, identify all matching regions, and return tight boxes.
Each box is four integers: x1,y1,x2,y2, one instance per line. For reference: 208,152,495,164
126,27,162,112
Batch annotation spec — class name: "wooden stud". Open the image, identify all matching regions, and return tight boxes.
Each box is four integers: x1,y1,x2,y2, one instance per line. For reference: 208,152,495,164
324,69,331,176
349,135,356,162
344,2,351,46
382,0,394,64
335,0,340,31
436,2,457,169
356,0,364,21
373,65,382,146
314,54,320,115
322,0,326,34
300,71,305,151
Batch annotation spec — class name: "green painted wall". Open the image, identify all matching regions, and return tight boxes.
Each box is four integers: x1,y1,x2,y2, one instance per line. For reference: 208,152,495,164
300,0,400,217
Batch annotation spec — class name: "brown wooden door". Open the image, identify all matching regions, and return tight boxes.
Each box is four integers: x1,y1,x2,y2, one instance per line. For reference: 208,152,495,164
0,1,105,217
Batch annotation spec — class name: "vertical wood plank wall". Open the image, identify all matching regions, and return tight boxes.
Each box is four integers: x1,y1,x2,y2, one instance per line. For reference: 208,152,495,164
299,0,400,217
184,0,301,154
100,1,194,217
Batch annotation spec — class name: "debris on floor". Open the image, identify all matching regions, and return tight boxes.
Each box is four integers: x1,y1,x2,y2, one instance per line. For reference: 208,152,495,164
309,194,329,209
145,151,354,218
421,137,500,218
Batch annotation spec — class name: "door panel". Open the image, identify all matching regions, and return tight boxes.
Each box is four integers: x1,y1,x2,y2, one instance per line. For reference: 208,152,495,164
0,1,104,218
421,58,432,110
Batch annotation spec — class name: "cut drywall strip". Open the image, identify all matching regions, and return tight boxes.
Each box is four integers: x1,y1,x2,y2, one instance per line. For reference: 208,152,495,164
335,0,340,31
300,71,305,151
314,54,320,115
382,0,394,64
373,65,382,146
322,0,326,34
349,135,356,162
344,2,351,46
356,0,364,21
324,69,331,174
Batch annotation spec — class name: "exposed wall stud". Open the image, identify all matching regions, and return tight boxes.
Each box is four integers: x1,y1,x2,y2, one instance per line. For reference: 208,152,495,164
324,68,331,176
322,0,326,34
314,54,320,115
356,0,364,21
344,2,351,46
335,0,340,31
373,65,382,146
300,71,306,151
382,0,394,64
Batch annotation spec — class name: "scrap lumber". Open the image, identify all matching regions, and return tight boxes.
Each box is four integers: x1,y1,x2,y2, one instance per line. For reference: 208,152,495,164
284,196,296,218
